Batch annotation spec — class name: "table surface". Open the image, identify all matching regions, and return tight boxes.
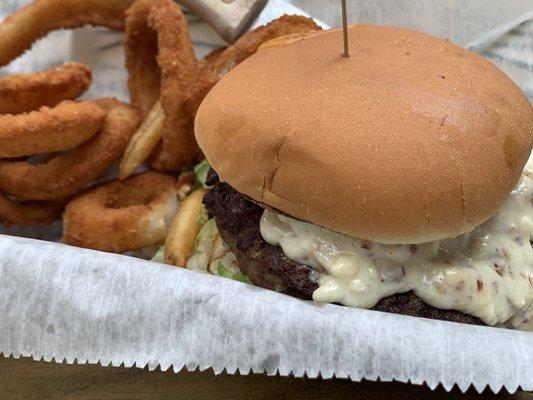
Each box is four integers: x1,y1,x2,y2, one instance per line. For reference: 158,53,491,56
1,356,532,400
2,1,532,399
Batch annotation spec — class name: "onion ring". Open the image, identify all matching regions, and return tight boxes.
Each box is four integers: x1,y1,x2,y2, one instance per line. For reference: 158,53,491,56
118,47,223,180
0,99,140,200
63,172,178,253
118,46,222,180
0,62,92,114
0,0,134,67
125,0,199,172
120,15,320,175
0,193,63,227
198,47,227,70
0,100,106,158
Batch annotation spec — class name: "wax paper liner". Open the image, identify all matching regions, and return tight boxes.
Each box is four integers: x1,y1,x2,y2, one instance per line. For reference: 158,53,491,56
1,0,532,395
0,236,532,394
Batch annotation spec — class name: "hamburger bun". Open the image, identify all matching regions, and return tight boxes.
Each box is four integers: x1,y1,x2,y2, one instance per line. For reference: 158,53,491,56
195,24,533,244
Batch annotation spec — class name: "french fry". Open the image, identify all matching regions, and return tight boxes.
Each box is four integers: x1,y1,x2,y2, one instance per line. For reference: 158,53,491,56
118,100,164,180
165,187,208,267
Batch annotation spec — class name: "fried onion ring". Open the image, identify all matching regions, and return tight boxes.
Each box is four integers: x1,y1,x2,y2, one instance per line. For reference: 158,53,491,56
63,172,178,253
0,100,106,158
0,99,140,200
0,193,63,227
0,62,92,114
125,0,199,172
198,47,227,70
118,47,221,180
0,0,134,67
118,47,224,180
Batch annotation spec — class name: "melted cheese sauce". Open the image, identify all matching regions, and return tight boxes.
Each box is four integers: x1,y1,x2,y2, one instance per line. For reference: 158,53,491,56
260,155,533,329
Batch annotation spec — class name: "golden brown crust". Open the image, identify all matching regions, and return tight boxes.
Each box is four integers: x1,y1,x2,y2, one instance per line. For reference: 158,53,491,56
0,100,105,158
0,0,134,67
125,0,199,172
0,99,140,200
0,62,92,114
63,172,177,253
0,193,64,227
196,25,533,243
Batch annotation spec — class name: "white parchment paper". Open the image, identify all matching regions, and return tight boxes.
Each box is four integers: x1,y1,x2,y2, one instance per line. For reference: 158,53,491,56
1,235,532,394
0,0,532,394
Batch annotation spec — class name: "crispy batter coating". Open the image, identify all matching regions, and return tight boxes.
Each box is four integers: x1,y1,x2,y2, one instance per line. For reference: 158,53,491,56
123,13,320,173
0,0,134,67
63,172,178,253
0,100,106,158
0,99,140,200
0,193,64,227
125,0,199,172
198,47,227,70
0,62,92,114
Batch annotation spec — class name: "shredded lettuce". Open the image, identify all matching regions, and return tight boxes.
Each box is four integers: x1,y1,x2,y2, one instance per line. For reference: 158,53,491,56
193,218,217,253
193,159,211,188
197,209,209,226
216,261,251,284
187,218,218,270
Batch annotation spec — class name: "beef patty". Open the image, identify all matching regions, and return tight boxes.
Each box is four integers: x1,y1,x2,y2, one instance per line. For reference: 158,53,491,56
203,170,482,325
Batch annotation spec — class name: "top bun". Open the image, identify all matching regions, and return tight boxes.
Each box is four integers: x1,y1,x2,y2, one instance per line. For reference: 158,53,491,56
195,24,533,244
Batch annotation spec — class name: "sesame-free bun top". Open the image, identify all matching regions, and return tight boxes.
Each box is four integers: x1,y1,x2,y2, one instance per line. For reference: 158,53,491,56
195,24,533,244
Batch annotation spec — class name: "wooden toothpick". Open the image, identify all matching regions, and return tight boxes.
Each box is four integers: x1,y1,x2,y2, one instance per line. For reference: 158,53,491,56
341,0,350,57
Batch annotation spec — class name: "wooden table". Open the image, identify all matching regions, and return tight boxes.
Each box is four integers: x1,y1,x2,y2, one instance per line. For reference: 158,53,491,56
1,356,531,399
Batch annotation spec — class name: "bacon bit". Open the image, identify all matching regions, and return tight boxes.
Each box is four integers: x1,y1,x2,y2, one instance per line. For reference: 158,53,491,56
476,280,484,291
494,263,503,276
496,247,509,260
521,273,533,286
409,244,417,253
455,280,465,291
361,243,372,250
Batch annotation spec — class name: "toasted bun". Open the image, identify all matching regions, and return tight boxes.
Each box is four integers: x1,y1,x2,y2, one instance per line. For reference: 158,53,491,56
195,24,533,244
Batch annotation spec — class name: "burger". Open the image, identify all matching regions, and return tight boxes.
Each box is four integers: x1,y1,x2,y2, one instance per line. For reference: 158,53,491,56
193,24,533,329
